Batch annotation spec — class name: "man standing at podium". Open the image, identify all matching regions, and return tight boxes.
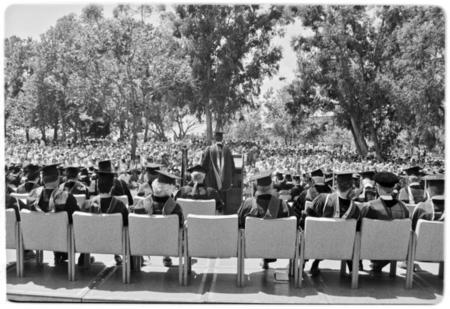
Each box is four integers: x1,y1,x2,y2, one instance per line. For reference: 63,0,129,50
201,131,235,212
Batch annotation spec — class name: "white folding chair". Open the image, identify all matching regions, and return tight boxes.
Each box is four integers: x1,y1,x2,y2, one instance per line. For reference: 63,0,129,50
406,204,417,218
6,209,23,277
71,212,128,283
299,217,358,288
244,216,299,287
10,193,29,206
20,210,72,280
279,194,292,202
132,196,145,206
177,198,216,218
184,214,240,286
406,220,444,288
127,214,183,284
73,194,87,208
115,195,129,207
356,218,413,288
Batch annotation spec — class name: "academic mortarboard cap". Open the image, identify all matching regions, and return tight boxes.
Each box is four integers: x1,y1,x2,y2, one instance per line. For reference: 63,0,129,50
145,163,162,174
403,166,422,176
156,170,180,185
360,171,376,180
285,174,292,182
187,164,206,174
42,163,60,177
373,172,399,188
66,166,80,179
293,175,301,181
250,171,272,186
80,168,89,176
98,160,113,172
310,169,324,177
335,171,354,182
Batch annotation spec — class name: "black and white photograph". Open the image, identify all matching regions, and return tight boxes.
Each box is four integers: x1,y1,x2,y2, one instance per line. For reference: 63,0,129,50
2,0,445,304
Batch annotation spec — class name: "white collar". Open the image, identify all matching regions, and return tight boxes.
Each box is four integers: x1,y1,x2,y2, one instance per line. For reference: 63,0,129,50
380,195,393,200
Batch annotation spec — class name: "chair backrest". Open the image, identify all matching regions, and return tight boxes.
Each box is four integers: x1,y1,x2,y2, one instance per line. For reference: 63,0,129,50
415,219,444,262
177,198,216,218
406,204,417,218
279,194,292,202
20,210,69,252
72,212,123,254
303,217,357,260
10,193,29,205
186,214,238,258
132,196,145,205
305,201,313,210
115,195,129,206
360,218,411,260
5,209,17,249
245,216,297,259
128,214,179,257
73,194,86,208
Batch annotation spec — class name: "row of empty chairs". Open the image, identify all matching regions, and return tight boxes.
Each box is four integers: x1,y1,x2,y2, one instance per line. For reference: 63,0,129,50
6,208,443,289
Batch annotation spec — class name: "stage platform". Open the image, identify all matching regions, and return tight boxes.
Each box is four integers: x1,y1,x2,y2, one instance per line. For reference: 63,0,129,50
6,250,443,304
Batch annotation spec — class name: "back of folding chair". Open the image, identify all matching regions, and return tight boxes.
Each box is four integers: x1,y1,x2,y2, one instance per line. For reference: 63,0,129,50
73,194,86,208
186,214,238,258
115,195,129,206
20,210,69,252
10,193,29,206
6,209,18,250
72,212,123,254
128,214,180,257
244,216,297,259
304,217,357,260
360,218,411,260
406,204,417,218
415,220,444,262
177,198,216,218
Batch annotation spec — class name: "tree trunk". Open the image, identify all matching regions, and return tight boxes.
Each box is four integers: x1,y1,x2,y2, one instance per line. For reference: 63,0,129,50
143,118,149,142
53,120,58,142
215,112,223,133
131,119,138,161
206,106,213,145
40,126,47,143
25,127,30,143
370,126,384,161
349,115,368,157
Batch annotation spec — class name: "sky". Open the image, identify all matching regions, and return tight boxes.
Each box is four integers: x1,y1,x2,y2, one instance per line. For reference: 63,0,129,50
4,3,310,94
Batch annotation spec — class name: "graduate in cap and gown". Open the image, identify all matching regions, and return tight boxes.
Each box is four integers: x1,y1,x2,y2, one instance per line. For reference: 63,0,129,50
16,164,41,194
292,169,332,223
82,170,129,266
354,171,377,202
398,166,426,204
412,174,445,230
237,171,290,269
136,163,162,197
302,172,361,276
27,163,80,264
360,171,409,273
60,165,90,199
97,160,133,206
131,170,184,267
201,131,235,208
175,164,224,212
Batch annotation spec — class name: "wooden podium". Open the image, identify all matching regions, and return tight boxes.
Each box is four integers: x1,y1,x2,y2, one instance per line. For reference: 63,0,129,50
224,154,244,214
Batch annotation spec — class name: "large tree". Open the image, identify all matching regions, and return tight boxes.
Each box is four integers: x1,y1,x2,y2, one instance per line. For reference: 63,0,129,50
174,5,285,143
287,5,444,159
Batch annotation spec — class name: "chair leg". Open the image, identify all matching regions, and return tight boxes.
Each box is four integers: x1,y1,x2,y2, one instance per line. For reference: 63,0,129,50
439,262,444,279
299,234,305,288
389,261,397,278
340,260,346,275
183,228,188,286
405,232,415,288
351,232,361,289
179,229,183,286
